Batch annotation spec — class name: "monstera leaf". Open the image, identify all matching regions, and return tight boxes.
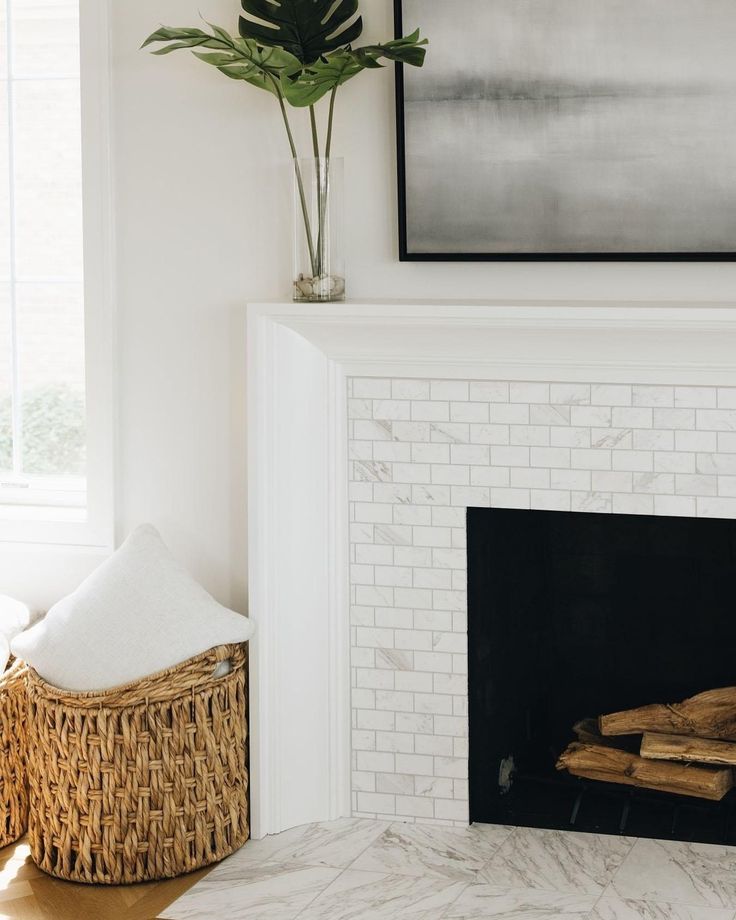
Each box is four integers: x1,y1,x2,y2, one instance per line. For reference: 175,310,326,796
142,24,301,94
280,51,361,107
355,31,428,69
239,0,363,65
281,30,428,107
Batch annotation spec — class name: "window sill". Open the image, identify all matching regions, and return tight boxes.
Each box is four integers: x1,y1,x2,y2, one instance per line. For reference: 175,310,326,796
0,516,112,551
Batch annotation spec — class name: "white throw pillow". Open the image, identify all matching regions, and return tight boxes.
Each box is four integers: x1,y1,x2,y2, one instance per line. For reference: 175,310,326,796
0,595,30,642
11,524,255,691
0,635,8,675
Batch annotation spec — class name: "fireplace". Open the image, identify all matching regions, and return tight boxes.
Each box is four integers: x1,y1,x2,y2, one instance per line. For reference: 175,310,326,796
247,300,736,838
468,506,736,844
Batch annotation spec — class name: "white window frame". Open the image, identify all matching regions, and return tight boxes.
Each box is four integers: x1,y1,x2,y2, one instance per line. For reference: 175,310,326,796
0,0,114,551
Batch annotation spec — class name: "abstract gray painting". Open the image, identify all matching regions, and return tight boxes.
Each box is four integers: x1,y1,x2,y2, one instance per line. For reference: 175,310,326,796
399,0,736,257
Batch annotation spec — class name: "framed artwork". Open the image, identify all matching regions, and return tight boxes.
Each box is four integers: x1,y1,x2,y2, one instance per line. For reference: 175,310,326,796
395,0,736,261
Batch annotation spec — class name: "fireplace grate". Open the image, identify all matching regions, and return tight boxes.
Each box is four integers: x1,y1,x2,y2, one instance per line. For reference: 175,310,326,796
482,769,736,845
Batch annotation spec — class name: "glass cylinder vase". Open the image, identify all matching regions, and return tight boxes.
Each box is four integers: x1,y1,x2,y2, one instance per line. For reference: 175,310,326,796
293,157,345,303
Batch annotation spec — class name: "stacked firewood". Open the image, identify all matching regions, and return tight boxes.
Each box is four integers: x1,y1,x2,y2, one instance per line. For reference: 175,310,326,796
556,688,736,801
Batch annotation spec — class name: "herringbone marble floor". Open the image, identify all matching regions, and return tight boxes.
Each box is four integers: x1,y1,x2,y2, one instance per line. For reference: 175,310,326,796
161,819,736,919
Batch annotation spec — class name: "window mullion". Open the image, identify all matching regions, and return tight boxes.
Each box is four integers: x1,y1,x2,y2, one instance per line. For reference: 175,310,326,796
5,0,22,482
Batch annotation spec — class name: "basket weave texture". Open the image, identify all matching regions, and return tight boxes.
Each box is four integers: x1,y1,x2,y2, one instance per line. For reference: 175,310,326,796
26,643,249,884
0,658,29,849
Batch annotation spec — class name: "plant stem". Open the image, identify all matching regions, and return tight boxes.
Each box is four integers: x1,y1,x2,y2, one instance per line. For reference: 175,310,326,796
316,87,339,286
309,104,321,160
325,86,338,160
272,78,317,278
309,105,323,278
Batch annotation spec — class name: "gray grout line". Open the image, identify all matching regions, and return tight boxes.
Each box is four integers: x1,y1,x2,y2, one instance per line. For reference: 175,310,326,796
582,833,638,918
289,823,392,918
433,824,520,920
341,819,393,871
290,864,352,920
286,819,392,919
434,881,473,920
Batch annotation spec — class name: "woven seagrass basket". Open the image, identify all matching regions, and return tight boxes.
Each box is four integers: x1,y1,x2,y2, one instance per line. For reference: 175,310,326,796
0,658,28,849
26,643,249,884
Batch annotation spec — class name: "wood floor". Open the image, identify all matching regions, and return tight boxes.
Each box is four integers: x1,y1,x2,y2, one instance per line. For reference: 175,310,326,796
0,837,211,920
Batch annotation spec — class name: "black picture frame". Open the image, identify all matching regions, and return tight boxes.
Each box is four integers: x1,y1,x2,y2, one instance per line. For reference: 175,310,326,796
393,0,736,263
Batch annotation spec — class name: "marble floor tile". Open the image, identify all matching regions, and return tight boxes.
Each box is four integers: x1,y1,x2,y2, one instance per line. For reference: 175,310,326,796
159,863,340,920
443,883,598,919
206,818,390,876
591,895,736,920
349,821,513,880
157,820,736,920
295,869,468,919
480,827,635,896
610,839,736,909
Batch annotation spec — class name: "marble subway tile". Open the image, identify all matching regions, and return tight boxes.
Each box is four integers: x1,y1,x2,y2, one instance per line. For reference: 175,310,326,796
675,387,717,409
632,386,674,408
697,409,736,431
551,383,591,405
530,404,570,426
374,400,412,421
571,406,613,427
393,379,431,400
354,379,392,399
592,384,632,405
531,488,572,511
452,401,490,423
571,491,612,512
469,381,509,402
612,493,654,515
531,446,571,468
432,381,470,401
717,388,736,409
612,407,652,428
510,382,549,403
698,496,736,517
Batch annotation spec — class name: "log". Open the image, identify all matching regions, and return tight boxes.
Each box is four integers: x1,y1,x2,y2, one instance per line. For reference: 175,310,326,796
573,718,605,744
600,687,736,741
556,742,734,801
573,718,639,753
641,732,736,767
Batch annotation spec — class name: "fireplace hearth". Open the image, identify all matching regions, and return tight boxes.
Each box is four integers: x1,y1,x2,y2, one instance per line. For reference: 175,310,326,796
467,507,736,844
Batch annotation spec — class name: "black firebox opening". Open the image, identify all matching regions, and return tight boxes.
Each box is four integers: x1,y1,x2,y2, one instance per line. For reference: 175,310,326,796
467,507,736,844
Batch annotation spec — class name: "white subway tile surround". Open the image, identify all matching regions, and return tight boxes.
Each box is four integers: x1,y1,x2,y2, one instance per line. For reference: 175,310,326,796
348,379,736,826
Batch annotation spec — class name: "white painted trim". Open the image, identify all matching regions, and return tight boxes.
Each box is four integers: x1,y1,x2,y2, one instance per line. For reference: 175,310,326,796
80,0,115,552
327,359,351,823
246,300,736,836
247,312,352,838
0,0,115,551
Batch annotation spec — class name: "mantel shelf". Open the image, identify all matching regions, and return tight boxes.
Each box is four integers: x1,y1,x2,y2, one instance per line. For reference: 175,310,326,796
249,301,736,386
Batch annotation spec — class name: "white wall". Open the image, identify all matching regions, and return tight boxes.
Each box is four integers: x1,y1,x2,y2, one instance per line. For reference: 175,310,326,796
8,0,736,611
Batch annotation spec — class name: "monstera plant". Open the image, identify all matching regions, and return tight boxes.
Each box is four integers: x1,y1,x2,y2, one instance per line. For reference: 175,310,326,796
144,0,427,301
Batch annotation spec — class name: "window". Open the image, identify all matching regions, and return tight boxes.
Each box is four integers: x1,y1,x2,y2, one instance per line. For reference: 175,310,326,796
0,0,112,547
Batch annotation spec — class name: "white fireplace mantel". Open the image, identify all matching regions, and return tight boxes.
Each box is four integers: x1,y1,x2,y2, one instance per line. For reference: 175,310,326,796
246,300,736,838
